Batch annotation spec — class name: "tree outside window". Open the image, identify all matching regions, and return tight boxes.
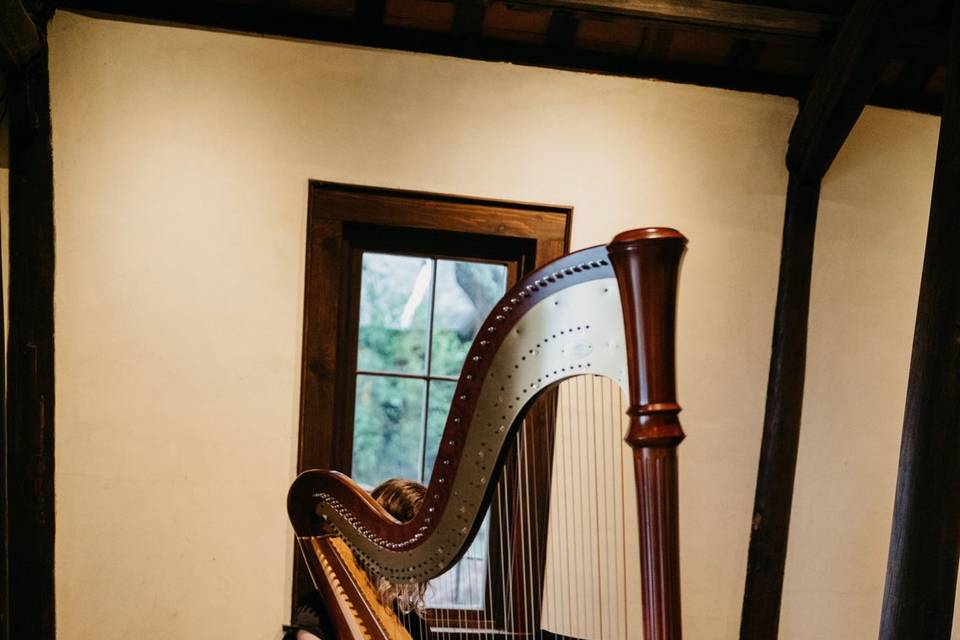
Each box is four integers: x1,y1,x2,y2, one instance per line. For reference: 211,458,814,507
352,252,507,608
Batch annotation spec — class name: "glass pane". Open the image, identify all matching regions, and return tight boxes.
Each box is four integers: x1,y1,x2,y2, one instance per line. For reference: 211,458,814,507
424,380,456,481
426,514,490,609
352,374,425,489
358,253,433,375
430,260,508,377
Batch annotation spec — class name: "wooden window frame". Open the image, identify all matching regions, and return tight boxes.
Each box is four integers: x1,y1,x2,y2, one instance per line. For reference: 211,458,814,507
294,180,571,628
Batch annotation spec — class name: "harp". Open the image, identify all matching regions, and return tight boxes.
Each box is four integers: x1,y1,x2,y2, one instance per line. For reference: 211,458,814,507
289,228,687,639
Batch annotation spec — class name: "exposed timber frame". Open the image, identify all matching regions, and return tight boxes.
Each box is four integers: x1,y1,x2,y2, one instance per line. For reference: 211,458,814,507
879,3,960,638
1,2,55,640
739,1,937,638
738,173,819,640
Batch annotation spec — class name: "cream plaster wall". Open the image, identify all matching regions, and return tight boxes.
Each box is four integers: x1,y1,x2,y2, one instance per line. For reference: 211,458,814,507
47,10,942,640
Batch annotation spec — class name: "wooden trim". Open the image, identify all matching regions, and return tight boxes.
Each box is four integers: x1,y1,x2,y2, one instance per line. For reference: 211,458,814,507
879,6,960,638
5,46,55,640
739,174,820,640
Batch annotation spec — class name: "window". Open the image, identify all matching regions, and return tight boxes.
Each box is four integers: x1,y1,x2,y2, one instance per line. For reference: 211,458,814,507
353,253,508,608
295,182,570,624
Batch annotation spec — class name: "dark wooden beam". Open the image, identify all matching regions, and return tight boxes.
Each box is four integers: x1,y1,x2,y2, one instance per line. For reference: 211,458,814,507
786,0,934,179
545,10,579,51
0,77,7,640
725,38,766,71
514,0,837,38
879,4,960,638
894,58,939,95
6,42,55,640
740,4,942,637
58,0,809,98
0,0,41,70
739,173,820,640
451,0,487,51
354,0,386,32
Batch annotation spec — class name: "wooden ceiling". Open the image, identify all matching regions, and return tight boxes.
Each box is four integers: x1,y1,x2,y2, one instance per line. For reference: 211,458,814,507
56,0,953,114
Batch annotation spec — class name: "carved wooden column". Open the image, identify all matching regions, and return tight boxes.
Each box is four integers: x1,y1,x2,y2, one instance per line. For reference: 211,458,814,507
608,228,687,640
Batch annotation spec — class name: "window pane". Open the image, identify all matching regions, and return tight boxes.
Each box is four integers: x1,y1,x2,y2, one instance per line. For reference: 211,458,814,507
430,260,508,377
358,253,433,375
352,374,425,488
424,380,456,481
426,514,490,609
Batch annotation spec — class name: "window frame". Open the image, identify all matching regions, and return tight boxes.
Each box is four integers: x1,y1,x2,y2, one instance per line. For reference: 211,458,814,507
295,181,571,628
350,248,515,489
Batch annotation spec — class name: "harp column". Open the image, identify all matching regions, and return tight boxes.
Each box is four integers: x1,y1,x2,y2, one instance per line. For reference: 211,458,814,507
607,228,687,640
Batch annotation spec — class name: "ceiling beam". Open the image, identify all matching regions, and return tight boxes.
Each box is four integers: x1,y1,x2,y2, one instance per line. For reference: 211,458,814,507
0,0,41,70
545,10,579,51
451,0,487,53
506,0,838,39
786,0,940,179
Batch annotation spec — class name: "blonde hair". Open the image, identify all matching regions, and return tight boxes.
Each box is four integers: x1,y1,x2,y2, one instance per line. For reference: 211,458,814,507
368,478,429,614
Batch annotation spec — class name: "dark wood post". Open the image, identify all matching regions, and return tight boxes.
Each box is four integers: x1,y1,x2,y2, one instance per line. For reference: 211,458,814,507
5,12,55,639
878,5,960,638
739,173,820,639
608,228,687,640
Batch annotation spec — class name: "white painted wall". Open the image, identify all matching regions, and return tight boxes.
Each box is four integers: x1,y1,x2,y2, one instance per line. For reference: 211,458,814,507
46,11,943,640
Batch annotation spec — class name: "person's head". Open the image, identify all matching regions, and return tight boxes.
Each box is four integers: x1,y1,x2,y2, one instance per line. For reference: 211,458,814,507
368,478,428,614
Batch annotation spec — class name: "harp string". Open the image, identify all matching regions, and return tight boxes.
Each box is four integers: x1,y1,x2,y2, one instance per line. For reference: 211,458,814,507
416,375,629,639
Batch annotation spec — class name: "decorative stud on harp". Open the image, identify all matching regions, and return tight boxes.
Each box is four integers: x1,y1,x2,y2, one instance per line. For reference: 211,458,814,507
288,228,687,640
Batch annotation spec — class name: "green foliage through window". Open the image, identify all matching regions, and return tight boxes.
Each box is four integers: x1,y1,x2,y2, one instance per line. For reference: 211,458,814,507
351,252,507,609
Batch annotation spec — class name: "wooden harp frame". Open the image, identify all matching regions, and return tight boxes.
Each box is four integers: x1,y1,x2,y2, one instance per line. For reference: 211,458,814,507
289,228,687,640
